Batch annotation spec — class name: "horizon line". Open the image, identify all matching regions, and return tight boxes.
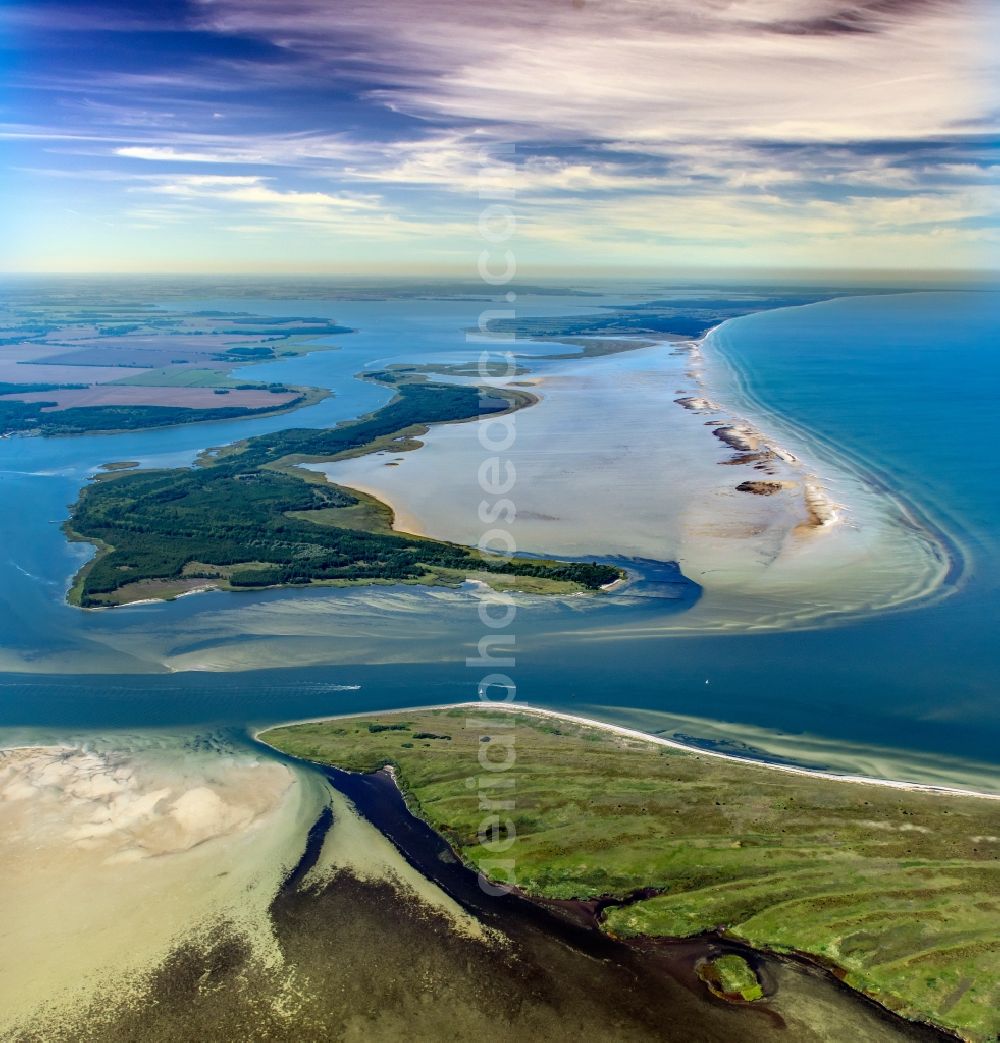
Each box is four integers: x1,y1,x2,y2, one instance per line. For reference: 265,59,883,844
2,267,998,281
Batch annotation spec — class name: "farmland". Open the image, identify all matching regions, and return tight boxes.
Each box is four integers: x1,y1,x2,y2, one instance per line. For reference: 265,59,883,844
0,293,347,435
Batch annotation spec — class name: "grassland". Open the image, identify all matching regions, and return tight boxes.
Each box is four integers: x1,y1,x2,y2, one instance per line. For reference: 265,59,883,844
66,374,621,607
699,954,765,1002
261,706,1000,1041
108,366,255,388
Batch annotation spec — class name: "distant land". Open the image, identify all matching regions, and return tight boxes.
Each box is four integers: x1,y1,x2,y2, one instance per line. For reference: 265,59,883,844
0,289,349,436
480,290,854,341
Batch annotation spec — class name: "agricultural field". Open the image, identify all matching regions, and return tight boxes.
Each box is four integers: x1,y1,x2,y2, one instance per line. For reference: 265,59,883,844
11,384,301,411
108,366,254,388
0,290,347,435
261,707,1000,1041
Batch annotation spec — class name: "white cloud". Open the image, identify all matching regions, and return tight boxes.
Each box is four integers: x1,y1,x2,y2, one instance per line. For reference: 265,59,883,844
130,173,471,240
341,132,694,195
7,0,996,269
145,175,382,221
117,146,263,163
508,183,997,269
110,133,364,167
194,0,996,146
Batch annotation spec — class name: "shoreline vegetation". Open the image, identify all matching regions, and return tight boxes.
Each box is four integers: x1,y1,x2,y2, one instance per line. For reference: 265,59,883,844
60,289,953,621
317,323,956,636
0,381,331,438
260,704,1000,1042
65,369,624,608
477,290,857,343
6,737,916,1041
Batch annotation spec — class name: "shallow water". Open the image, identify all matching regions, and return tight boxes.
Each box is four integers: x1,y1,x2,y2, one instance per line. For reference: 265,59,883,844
0,730,324,1033
2,284,997,1036
316,331,949,632
0,288,997,786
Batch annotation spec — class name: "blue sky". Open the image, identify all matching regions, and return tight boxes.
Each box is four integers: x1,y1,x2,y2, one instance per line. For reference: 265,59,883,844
1,0,997,274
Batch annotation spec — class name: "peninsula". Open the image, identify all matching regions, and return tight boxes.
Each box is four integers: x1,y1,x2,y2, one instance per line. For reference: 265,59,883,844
66,371,622,607
262,705,1000,1042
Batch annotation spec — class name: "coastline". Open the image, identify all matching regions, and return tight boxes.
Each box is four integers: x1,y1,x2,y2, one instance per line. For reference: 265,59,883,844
314,322,958,633
53,295,965,631
697,303,964,597
1,383,332,441
258,704,999,1040
322,762,957,1043
676,344,844,533
253,701,1000,801
63,375,624,610
0,735,323,1036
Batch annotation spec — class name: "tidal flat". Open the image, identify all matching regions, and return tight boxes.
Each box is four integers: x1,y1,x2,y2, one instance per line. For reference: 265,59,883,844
0,732,322,1036
316,333,952,634
1,287,997,1042
64,370,618,608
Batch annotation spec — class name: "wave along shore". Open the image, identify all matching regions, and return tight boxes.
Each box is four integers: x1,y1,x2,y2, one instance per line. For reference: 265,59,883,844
259,702,1000,1041
314,321,957,633
695,306,963,607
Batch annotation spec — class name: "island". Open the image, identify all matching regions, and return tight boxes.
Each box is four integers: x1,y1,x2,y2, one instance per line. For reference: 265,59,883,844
261,706,1000,1042
66,371,623,606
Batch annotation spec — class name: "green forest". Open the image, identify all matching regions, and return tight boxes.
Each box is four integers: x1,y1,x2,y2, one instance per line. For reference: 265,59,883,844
68,377,621,606
0,398,309,437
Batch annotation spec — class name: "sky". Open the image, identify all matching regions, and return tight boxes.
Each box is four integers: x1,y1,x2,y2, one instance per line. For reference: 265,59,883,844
0,0,997,275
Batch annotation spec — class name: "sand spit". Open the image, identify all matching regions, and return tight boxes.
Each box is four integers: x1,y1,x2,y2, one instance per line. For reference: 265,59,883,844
668,335,860,555
736,480,789,496
718,449,779,468
272,704,1000,803
711,422,800,466
0,738,318,1035
671,341,845,541
307,334,952,633
713,423,764,453
301,784,491,943
674,395,721,413
497,704,1000,800
800,480,842,529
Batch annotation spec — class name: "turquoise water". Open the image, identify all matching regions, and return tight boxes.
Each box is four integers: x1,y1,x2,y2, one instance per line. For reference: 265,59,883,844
0,288,997,783
708,291,999,573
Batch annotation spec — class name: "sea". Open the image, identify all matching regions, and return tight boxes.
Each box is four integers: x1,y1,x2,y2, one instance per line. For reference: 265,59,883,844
0,285,997,791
